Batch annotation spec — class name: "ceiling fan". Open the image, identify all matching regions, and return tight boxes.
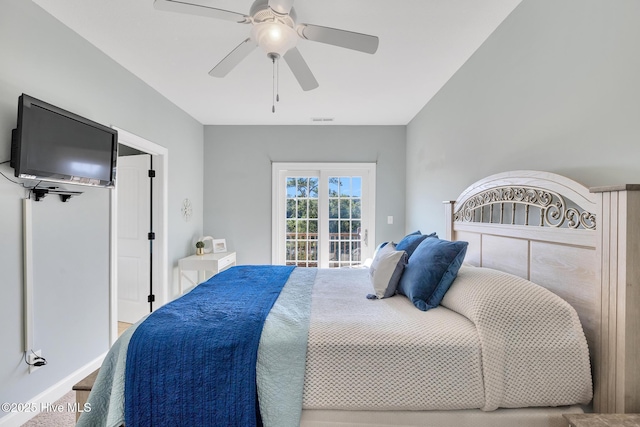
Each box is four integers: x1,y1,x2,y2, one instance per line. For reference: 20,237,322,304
153,0,379,95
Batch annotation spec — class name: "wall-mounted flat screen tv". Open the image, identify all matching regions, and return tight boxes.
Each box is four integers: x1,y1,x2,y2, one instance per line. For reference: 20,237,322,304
10,94,117,188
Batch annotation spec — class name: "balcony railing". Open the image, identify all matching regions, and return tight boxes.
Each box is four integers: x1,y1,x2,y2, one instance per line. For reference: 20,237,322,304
285,232,361,268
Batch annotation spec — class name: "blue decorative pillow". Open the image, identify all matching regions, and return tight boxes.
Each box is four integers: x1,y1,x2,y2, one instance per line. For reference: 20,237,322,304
396,231,437,258
368,243,408,299
397,238,468,311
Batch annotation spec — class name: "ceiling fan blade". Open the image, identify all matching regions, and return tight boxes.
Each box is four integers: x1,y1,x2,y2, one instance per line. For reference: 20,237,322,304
268,0,295,15
209,38,257,77
283,48,319,91
154,0,249,24
297,24,379,54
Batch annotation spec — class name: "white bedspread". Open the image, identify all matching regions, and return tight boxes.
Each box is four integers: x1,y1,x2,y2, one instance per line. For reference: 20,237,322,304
302,266,593,411
442,265,593,411
303,268,485,410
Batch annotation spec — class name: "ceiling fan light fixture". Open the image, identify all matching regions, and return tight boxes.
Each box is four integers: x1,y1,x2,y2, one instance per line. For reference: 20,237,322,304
156,0,377,97
251,21,298,57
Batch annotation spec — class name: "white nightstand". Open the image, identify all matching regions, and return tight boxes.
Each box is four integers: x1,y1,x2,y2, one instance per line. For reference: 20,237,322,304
178,252,236,293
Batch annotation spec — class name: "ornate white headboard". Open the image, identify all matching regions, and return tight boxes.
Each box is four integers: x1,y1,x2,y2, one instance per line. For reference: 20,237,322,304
444,170,640,414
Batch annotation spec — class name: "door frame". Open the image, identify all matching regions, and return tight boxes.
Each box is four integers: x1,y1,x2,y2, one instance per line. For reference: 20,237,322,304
271,162,376,266
110,127,168,345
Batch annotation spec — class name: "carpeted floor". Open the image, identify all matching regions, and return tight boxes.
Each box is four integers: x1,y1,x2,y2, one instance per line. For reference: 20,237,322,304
20,323,131,426
21,390,76,426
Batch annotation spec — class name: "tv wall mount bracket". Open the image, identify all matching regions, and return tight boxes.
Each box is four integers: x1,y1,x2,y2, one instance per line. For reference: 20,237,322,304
31,186,83,202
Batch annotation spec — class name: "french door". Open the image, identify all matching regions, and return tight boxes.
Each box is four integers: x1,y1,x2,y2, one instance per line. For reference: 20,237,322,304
272,163,376,268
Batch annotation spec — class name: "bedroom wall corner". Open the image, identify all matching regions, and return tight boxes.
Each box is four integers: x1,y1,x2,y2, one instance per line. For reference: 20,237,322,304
405,0,640,238
0,1,204,423
203,125,406,265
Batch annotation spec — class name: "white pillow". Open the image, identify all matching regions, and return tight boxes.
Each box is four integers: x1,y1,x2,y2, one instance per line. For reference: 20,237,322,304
368,242,408,299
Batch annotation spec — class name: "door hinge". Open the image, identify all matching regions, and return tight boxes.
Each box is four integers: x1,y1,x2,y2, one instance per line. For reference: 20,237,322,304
148,232,156,240
147,295,155,303
148,169,156,178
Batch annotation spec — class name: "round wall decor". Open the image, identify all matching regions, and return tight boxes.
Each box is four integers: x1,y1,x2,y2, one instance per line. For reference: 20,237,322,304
181,198,192,221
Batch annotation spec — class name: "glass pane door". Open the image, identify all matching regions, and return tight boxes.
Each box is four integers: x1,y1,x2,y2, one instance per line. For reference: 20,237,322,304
285,177,319,267
328,176,362,268
273,163,376,268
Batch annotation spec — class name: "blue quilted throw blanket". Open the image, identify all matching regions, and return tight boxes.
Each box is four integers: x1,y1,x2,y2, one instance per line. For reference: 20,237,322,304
125,265,295,427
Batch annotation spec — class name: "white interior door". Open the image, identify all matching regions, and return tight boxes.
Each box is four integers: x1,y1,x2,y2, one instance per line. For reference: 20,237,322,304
117,154,150,323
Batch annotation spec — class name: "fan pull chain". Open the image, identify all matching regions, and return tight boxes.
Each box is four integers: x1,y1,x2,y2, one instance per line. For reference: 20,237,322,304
269,53,281,113
271,56,276,113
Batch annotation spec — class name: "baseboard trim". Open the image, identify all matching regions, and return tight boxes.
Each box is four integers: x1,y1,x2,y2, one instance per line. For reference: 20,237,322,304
0,352,106,427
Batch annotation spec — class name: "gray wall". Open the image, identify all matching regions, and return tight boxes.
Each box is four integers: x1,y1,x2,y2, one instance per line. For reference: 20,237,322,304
204,126,406,264
0,0,203,415
406,0,640,238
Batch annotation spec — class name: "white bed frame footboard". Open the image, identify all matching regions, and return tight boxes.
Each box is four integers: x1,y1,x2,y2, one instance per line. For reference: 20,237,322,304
444,170,640,413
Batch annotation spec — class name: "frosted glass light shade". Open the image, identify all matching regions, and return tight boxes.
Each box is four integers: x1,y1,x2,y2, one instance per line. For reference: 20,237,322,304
251,22,298,56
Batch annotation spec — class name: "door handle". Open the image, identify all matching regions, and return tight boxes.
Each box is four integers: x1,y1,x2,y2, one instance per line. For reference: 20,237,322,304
363,229,368,247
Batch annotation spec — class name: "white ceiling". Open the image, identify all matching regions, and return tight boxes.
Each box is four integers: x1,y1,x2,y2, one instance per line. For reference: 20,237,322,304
32,0,521,126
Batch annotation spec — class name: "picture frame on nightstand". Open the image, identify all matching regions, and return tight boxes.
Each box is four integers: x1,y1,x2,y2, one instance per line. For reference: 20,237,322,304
212,238,227,253
199,236,214,254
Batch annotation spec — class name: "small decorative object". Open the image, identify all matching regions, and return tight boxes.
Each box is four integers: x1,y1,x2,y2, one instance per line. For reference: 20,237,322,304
199,236,214,254
195,240,205,256
212,238,227,253
181,198,192,222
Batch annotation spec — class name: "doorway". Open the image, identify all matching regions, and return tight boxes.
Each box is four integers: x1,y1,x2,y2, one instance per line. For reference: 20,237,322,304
272,163,376,267
110,127,168,345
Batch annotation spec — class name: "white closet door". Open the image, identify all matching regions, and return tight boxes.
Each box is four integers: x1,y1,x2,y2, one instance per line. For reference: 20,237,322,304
117,154,150,323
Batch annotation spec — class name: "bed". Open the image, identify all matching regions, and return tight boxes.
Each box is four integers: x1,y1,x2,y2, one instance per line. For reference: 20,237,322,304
79,170,640,427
